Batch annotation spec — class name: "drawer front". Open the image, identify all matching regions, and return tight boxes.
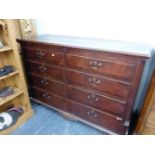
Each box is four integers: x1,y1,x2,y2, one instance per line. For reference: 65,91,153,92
22,47,65,66
30,87,68,112
67,85,125,117
28,74,67,97
66,54,135,81
67,70,130,100
24,60,66,82
68,101,126,134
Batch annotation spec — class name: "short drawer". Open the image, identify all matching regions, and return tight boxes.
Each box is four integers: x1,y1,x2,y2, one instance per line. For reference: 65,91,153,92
28,74,67,97
30,87,68,112
22,47,65,66
66,69,130,100
67,85,125,117
66,54,135,81
24,60,66,82
68,101,126,134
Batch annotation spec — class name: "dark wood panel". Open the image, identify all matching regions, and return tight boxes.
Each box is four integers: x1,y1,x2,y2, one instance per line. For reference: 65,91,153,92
24,60,66,82
123,62,145,125
66,54,135,81
20,41,66,53
67,85,125,117
27,74,67,97
22,47,65,66
30,86,68,112
68,100,127,134
66,69,130,100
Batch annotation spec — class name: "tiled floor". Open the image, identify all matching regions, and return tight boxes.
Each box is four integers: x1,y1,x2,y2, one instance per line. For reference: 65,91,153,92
12,101,105,135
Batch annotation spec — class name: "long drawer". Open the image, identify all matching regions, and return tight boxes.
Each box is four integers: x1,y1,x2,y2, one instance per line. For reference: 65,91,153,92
66,69,130,100
22,47,65,67
27,73,67,97
30,86,68,112
68,100,127,134
66,54,135,82
67,85,125,117
24,60,66,82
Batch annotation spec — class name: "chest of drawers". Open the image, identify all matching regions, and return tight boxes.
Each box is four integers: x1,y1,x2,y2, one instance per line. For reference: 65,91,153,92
17,35,148,134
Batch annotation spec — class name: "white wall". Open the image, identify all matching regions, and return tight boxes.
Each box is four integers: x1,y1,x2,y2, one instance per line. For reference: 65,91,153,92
34,0,155,45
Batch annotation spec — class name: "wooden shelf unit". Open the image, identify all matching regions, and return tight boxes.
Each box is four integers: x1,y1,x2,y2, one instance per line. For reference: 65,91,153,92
0,46,12,53
0,19,33,135
0,110,32,135
0,71,19,81
0,88,24,106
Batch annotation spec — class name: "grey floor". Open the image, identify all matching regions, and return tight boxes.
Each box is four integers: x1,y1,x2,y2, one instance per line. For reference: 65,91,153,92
12,101,106,135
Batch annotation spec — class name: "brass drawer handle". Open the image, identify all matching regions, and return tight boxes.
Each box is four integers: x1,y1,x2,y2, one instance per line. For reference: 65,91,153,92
36,51,45,58
42,92,51,99
116,117,123,122
87,109,98,117
89,60,102,69
88,77,101,86
51,53,55,57
38,65,47,72
123,121,130,127
40,79,49,85
87,94,99,102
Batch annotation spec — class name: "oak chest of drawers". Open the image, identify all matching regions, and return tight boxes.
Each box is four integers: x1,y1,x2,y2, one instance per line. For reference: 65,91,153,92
17,35,149,134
